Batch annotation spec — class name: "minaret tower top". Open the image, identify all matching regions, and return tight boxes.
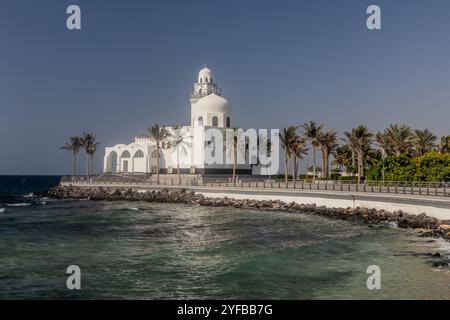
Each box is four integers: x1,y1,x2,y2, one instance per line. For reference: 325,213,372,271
190,66,222,104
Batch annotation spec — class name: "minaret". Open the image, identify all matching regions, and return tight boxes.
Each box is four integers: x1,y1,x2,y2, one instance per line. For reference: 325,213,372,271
190,66,230,127
190,66,222,104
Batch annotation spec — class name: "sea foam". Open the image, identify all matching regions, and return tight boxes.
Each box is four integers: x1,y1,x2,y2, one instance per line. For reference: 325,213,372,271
6,203,32,207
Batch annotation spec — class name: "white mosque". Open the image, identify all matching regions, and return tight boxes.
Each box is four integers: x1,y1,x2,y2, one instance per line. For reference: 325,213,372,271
103,66,259,176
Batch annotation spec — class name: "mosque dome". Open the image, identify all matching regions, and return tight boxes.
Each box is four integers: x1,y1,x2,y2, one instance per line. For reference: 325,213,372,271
193,93,230,114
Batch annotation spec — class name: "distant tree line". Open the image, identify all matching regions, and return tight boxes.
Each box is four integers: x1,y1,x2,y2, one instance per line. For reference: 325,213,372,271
280,122,450,183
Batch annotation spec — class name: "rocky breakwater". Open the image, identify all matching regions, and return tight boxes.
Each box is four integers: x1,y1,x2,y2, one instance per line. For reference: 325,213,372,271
45,185,445,233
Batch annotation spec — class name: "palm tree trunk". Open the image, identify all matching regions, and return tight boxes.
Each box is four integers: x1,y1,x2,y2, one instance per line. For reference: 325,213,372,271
292,156,297,182
351,149,356,169
72,152,76,181
232,142,237,182
156,146,160,184
358,150,364,183
360,157,364,181
177,146,181,184
323,152,326,178
327,152,330,178
85,153,89,180
284,152,289,185
312,146,316,182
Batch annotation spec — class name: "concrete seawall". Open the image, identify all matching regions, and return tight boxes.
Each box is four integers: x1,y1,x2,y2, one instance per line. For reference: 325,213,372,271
60,182,450,220
196,190,450,221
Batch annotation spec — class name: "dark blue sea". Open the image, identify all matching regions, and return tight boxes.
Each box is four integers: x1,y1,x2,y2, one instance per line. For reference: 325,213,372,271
0,175,61,206
0,176,449,299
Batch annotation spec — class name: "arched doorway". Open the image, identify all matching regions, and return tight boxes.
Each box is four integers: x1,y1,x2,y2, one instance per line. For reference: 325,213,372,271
106,151,118,173
132,150,145,173
121,150,131,173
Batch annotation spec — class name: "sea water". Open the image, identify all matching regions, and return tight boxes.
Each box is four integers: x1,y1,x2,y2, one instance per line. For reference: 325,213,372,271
0,176,449,299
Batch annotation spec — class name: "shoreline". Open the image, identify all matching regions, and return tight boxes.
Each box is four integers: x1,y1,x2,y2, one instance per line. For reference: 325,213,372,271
45,185,450,242
59,181,450,220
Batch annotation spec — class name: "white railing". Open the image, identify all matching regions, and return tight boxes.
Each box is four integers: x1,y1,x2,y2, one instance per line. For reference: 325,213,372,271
60,175,450,197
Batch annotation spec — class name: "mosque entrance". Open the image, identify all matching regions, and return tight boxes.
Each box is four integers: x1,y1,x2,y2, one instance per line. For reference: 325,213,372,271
123,160,129,173
106,151,118,173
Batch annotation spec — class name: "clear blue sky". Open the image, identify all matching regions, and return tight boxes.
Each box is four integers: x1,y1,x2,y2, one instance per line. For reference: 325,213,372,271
1,0,449,175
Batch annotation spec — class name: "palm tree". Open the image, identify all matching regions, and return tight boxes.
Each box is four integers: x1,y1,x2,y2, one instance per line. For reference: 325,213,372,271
375,131,392,157
170,126,191,184
413,129,437,155
81,133,100,178
87,141,100,174
279,126,297,184
343,131,358,171
291,136,308,181
317,129,338,179
301,121,323,182
439,135,450,153
146,124,170,184
224,128,246,182
363,146,382,168
256,133,272,160
383,124,414,156
333,145,352,172
352,125,374,182
60,136,83,179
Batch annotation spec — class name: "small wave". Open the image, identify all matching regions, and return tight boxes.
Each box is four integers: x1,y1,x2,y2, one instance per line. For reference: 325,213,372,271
434,238,450,256
22,193,34,198
388,221,398,228
127,207,140,211
39,201,47,205
6,203,32,207
0,208,5,213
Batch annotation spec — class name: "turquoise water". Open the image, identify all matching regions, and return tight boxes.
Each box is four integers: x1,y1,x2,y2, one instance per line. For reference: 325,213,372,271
0,176,449,299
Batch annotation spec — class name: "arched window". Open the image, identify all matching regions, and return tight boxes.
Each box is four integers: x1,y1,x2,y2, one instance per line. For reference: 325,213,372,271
212,116,218,127
226,117,231,128
134,150,144,158
121,150,130,158
198,116,203,126
200,78,202,83
151,150,159,158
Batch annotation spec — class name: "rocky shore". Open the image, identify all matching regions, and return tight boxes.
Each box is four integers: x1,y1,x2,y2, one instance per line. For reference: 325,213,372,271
45,185,450,239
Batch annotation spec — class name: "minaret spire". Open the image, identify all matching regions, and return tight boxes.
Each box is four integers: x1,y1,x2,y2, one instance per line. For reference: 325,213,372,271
190,66,221,104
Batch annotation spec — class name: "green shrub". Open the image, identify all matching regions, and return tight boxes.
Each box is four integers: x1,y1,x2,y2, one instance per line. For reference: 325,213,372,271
329,173,341,180
366,151,450,182
338,176,358,181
